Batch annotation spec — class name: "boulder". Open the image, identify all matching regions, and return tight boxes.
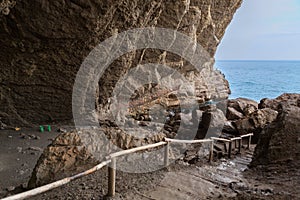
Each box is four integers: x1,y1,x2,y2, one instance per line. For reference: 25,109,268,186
251,105,300,166
228,98,258,115
234,108,278,142
251,108,278,129
222,121,238,135
28,131,97,188
234,118,254,135
243,104,257,116
226,107,244,120
259,93,300,111
197,108,226,138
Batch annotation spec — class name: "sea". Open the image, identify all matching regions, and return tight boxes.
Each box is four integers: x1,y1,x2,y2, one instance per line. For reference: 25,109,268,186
215,60,300,102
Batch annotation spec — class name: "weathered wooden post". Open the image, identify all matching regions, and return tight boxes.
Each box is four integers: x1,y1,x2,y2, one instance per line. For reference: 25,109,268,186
228,141,232,158
247,135,252,149
107,157,116,198
224,142,227,153
164,142,169,167
209,140,214,162
238,138,241,153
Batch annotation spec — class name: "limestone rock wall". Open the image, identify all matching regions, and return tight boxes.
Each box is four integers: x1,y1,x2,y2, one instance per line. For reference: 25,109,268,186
0,0,242,126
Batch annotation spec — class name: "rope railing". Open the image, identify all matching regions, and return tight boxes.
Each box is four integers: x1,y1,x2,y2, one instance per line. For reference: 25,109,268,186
1,160,112,200
211,133,253,158
1,133,253,200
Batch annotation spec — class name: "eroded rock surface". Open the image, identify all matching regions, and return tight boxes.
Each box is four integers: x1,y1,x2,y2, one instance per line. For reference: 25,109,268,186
251,102,300,166
234,108,278,141
220,97,279,141
228,98,258,115
0,0,242,126
259,93,300,111
28,131,97,188
28,126,168,187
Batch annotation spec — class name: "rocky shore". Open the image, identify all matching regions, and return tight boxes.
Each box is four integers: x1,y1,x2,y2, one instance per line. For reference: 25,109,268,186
2,93,296,196
1,0,299,199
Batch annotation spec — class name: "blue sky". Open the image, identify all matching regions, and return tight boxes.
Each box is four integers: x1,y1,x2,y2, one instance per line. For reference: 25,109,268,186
216,0,300,60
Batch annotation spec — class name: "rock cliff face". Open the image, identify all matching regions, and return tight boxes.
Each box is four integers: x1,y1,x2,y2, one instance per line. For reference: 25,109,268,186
0,0,242,126
251,94,300,166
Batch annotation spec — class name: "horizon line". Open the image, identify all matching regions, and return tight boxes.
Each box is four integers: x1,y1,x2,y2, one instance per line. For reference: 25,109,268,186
216,59,300,62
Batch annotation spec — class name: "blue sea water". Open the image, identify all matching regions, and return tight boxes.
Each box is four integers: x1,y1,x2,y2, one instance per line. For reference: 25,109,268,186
215,60,300,102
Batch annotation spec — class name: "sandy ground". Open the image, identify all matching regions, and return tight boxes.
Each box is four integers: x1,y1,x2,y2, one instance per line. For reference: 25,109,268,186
0,126,74,197
0,129,299,200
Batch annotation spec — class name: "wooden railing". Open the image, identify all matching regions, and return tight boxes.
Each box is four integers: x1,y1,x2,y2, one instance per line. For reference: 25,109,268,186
1,160,112,200
212,133,253,158
105,141,167,197
1,134,253,200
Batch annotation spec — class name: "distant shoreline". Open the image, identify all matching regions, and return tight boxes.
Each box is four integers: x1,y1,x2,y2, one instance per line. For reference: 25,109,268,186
216,60,300,62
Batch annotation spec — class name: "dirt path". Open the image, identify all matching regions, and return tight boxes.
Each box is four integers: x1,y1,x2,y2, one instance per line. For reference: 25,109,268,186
2,140,299,200
30,146,271,200
121,149,255,200
145,155,252,199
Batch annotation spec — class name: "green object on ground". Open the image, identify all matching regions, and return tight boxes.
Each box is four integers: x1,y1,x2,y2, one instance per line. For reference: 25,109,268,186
47,125,51,132
39,125,44,133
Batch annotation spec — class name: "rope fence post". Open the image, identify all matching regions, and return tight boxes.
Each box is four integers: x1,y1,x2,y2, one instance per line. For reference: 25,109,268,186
107,157,116,198
228,141,232,159
164,141,170,167
238,138,241,153
224,142,227,153
247,135,252,149
209,140,214,162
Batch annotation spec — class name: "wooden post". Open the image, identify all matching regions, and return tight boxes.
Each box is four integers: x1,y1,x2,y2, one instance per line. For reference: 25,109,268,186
209,140,214,162
164,142,169,167
238,138,241,153
228,141,232,159
234,140,237,148
247,135,252,149
224,142,227,153
107,157,116,198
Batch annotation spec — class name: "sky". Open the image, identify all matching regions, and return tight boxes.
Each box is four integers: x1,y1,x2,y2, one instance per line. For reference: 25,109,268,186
215,0,300,60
